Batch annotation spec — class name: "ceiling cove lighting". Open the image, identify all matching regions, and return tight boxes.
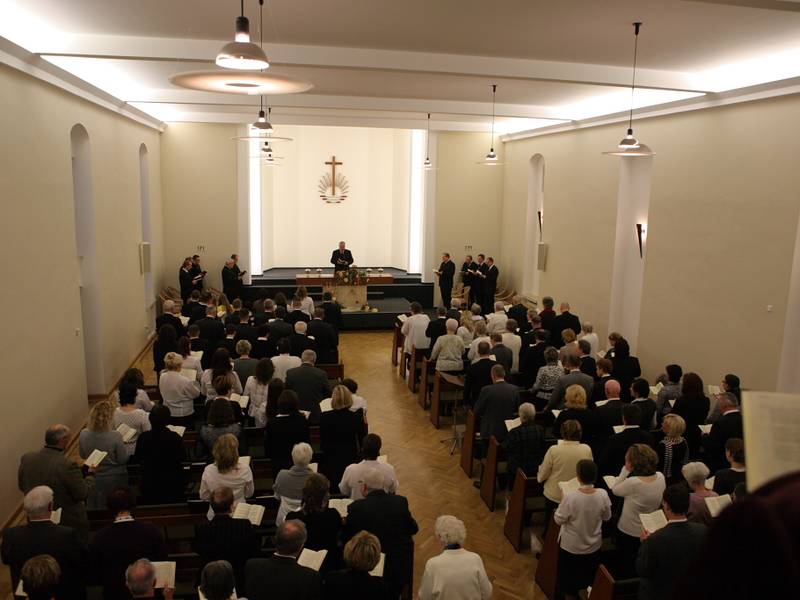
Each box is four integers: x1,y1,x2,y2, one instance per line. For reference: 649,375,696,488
477,84,504,165
604,22,655,157
216,0,269,70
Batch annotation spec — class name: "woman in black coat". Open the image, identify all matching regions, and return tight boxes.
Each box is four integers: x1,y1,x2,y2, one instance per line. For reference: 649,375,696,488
134,405,187,503
319,385,365,492
265,390,310,473
610,338,641,402
672,372,710,458
152,324,178,374
286,473,344,573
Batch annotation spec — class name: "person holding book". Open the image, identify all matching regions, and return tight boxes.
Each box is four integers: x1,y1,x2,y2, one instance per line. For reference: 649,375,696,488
502,402,546,491
133,405,186,504
112,381,151,457
274,442,316,524
655,364,683,422
265,391,311,474
671,372,710,458
243,358,275,428
319,385,364,492
712,438,746,496
158,352,201,429
553,460,612,600
78,401,128,510
199,434,254,518
201,348,243,402
286,473,344,573
325,531,390,599
656,414,689,486
339,433,399,500
702,392,743,471
198,398,244,461
636,484,707,600
681,462,717,526
111,368,154,412
600,404,655,476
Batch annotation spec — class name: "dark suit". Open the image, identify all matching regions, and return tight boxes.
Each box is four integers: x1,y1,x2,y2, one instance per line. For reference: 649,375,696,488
425,317,448,350
593,398,624,455
236,323,259,345
288,333,316,358
222,265,242,300
321,300,343,330
190,263,204,292
285,364,332,423
464,357,496,406
550,311,581,348
189,302,208,325
672,394,711,457
268,318,293,341
611,356,642,402
538,308,557,342
134,428,186,504
461,261,477,306
636,521,707,600
446,308,461,322
346,491,418,599
331,249,354,271
265,414,311,474
600,427,655,475
591,375,611,408
548,370,594,411
474,381,520,443
307,319,339,364
196,315,224,348
507,304,528,329
325,569,391,600
437,260,455,307
179,268,194,301
245,555,323,600
195,514,259,589
484,264,499,313
703,410,743,471
156,313,186,339
1,520,88,599
473,262,487,310
18,446,90,542
319,409,363,492
190,337,211,369
579,355,597,379
287,310,311,326
519,340,547,388
182,299,200,318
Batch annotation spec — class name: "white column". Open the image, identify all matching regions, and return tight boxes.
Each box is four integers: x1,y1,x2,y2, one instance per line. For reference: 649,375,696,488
523,154,545,297
777,210,800,392
422,132,438,284
236,125,253,283
607,156,653,354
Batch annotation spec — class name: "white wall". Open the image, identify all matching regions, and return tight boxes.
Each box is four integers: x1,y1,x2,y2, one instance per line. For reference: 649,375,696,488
261,125,412,269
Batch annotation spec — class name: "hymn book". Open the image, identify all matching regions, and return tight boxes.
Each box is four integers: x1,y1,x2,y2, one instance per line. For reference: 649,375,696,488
239,456,251,468
231,393,249,409
320,398,333,413
558,478,581,496
309,463,318,473
708,385,721,396
602,475,617,489
551,409,562,418
640,510,669,534
179,315,190,326
84,449,107,468
705,476,715,490
377,455,388,464
328,498,353,519
300,410,311,419
370,553,386,577
50,508,62,524
180,368,197,381
233,502,265,526
698,424,712,435
505,417,522,431
669,398,677,407
397,314,408,323
705,494,732,518
298,548,328,571
594,399,610,407
152,561,176,589
649,382,664,397
167,425,186,437
612,425,626,434
742,391,800,490
596,350,607,358
190,350,203,359
115,423,137,443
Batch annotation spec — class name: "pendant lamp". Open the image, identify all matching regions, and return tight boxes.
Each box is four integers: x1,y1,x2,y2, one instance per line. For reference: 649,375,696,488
216,0,269,70
424,113,434,169
477,84,503,165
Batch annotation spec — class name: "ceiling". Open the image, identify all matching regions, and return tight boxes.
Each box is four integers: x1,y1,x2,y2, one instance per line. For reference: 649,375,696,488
1,0,799,134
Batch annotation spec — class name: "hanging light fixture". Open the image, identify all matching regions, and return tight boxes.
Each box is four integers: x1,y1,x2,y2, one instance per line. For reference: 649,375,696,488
216,0,269,70
252,100,274,134
424,113,433,169
603,22,655,157
477,84,503,165
258,140,284,165
234,105,294,141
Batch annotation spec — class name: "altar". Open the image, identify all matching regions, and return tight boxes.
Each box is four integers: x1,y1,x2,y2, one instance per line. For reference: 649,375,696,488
295,271,395,309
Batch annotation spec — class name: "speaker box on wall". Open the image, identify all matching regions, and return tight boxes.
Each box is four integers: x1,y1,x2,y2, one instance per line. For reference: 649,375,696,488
537,243,548,271
139,242,152,274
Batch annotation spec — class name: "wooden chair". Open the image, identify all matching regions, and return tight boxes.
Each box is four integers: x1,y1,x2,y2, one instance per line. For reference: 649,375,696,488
533,517,561,599
479,436,505,511
429,372,464,429
503,468,545,552
460,410,478,477
391,322,404,366
588,565,640,600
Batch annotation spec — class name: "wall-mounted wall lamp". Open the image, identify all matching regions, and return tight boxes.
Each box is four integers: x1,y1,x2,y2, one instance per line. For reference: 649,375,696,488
636,223,646,258
537,210,543,239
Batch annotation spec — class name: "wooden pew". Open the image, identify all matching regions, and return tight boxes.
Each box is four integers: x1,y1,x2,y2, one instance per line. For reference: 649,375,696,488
533,517,561,599
479,436,505,511
460,410,478,477
406,346,428,393
588,565,640,600
418,356,433,409
391,322,404,366
429,372,464,429
503,469,546,552
318,363,344,383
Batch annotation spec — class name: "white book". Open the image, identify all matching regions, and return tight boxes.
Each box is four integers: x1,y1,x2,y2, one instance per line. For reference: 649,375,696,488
239,456,251,468
603,475,617,489
596,349,607,358
320,398,333,413
190,350,203,359
233,502,265,526
505,417,521,431
639,509,669,534
152,561,176,589
649,382,664,397
705,476,715,490
708,385,721,396
167,425,186,437
595,399,610,407
116,423,136,443
309,463,318,473
180,368,197,381
551,409,562,418
329,498,353,519
15,580,25,597
558,477,580,496
698,424,712,435
50,507,62,524
84,449,108,468
179,315,190,326
377,455,388,464
503,304,510,312
668,398,677,408
231,393,249,409
300,410,311,419
397,314,408,323
370,553,386,577
297,548,328,571
612,425,626,434
489,354,497,361
742,390,800,490
557,439,565,445
705,494,732,518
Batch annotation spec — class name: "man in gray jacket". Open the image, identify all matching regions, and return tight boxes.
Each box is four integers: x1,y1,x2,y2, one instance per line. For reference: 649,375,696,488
547,353,594,410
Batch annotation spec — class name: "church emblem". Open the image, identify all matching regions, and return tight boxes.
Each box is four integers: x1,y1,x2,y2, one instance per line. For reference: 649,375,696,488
318,155,349,203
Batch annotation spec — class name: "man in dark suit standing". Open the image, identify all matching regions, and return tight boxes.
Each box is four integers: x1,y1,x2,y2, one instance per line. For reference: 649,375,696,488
245,520,322,600
222,258,243,300
320,292,343,330
195,487,259,590
179,257,194,302
288,322,317,358
506,295,528,331
551,302,581,349
702,392,743,471
484,257,499,315
235,309,259,344
330,241,354,272
435,252,456,308
461,254,478,307
591,358,614,407
464,342,496,406
345,469,418,600
196,305,225,349
593,379,625,456
268,306,294,341
636,485,707,600
474,365,520,444
1,486,88,599
577,339,597,379
519,328,548,388
190,254,206,293
285,350,332,423
307,308,339,364
601,404,655,474
489,333,513,374
156,299,186,339
425,307,448,349
473,254,488,314
538,296,557,342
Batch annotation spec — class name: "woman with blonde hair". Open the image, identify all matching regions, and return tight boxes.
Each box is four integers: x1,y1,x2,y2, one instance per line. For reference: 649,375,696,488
656,413,689,485
79,400,129,509
319,385,363,491
554,384,594,442
467,320,490,362
457,312,476,346
199,433,254,518
295,286,314,317
216,293,233,319
326,531,390,598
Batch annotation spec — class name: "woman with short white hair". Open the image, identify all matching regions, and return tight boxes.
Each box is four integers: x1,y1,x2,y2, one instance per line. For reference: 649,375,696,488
418,515,492,600
430,319,466,373
273,442,315,523
683,461,718,526
158,351,201,428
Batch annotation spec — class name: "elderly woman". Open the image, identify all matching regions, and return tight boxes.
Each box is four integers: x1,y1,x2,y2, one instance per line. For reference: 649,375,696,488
577,322,599,358
532,347,563,404
558,329,579,363
286,473,344,572
470,303,484,321
682,461,718,526
319,385,364,491
243,358,275,428
430,318,465,373
111,368,154,411
418,515,492,600
456,312,476,346
79,400,129,509
326,531,390,599
201,348,243,402
112,381,151,456
198,398,244,461
608,444,666,577
273,442,316,523
656,414,689,485
502,402,546,490
158,351,201,428
554,384,595,443
199,434,254,519
467,320,490,363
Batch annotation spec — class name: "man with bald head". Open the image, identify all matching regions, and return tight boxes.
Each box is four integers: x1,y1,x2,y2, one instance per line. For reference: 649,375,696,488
155,299,186,338
593,379,625,454
550,302,582,349
19,425,91,542
222,256,244,300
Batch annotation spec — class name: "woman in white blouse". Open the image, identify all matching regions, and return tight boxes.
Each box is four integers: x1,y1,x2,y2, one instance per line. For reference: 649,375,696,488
608,443,666,577
177,336,202,381
112,381,151,456
295,286,315,317
158,352,201,428
199,433,254,519
201,348,243,401
418,515,492,600
243,358,275,428
111,368,154,412
467,320,490,363
456,312,476,347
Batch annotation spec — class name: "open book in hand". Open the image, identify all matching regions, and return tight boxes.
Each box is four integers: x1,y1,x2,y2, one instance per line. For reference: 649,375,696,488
602,475,617,489
84,449,108,468
238,456,251,468
309,463,318,473
551,409,562,418
151,561,176,589
377,455,388,464
300,410,311,419
50,507,62,524
505,417,521,431
698,424,712,435
298,548,328,571
179,315,190,326
115,423,137,443
320,398,333,413
180,368,197,381
640,509,669,534
167,425,186,437
370,553,386,577
594,399,611,407
231,393,249,410
649,382,664,397
190,350,203,359
397,314,408,323
233,502,265,526
708,385,722,396
558,477,581,496
328,498,353,519
705,476,715,490
612,425,626,434
705,494,732,518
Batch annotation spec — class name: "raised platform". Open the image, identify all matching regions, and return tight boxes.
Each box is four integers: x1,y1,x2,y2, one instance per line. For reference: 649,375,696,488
339,298,412,330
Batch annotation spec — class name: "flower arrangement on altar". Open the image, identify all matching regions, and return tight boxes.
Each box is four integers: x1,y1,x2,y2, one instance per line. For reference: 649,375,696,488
334,266,368,286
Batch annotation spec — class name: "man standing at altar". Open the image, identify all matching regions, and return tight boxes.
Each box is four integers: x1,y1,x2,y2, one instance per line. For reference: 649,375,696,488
330,241,354,272
485,256,499,313
461,254,478,308
434,252,456,308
